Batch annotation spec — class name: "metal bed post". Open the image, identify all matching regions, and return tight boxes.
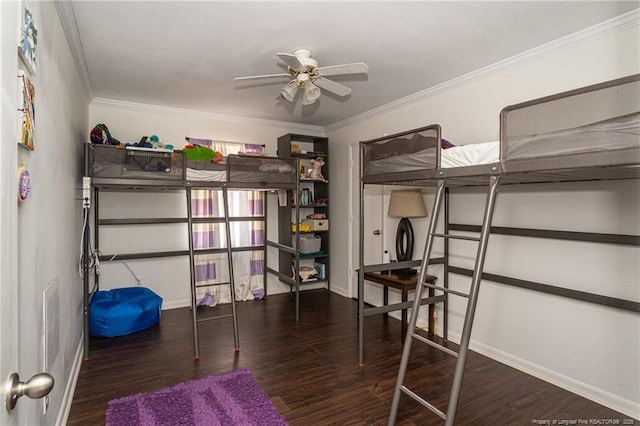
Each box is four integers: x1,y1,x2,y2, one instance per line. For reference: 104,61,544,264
263,191,269,298
185,187,200,360
357,142,366,366
82,188,91,360
443,187,449,341
83,185,100,360
82,147,91,361
94,187,100,292
293,178,301,323
222,187,240,350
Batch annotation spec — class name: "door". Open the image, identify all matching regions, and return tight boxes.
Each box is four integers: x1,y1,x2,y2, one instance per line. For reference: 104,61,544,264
349,144,384,298
1,3,52,421
1,1,21,423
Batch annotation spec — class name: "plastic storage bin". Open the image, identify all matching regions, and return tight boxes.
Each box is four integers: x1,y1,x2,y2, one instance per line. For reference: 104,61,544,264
303,219,329,231
295,235,322,254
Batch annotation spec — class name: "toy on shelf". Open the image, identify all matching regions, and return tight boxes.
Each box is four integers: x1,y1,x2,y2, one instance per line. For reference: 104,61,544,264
308,156,327,182
299,160,308,179
146,135,174,150
125,135,175,151
90,123,120,145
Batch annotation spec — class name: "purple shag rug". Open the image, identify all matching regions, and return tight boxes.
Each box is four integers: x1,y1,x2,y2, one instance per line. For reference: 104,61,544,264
105,369,288,426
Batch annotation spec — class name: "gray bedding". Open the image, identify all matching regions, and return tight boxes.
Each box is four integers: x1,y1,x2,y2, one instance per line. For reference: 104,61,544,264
506,112,640,161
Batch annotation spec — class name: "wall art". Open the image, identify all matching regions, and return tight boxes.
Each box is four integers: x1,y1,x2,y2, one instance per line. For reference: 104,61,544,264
17,162,31,203
18,3,37,74
18,70,35,150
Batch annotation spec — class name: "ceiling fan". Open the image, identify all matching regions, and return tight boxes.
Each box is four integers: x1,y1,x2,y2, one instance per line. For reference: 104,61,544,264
234,49,369,105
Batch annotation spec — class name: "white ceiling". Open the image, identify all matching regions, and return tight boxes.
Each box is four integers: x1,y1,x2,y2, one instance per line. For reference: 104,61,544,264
66,1,639,127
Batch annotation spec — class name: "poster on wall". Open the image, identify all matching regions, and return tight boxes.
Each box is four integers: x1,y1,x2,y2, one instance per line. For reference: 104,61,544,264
18,70,35,150
18,3,37,74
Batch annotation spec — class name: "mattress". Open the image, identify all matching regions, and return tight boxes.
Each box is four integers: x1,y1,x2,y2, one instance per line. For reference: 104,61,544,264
186,168,226,181
441,141,499,168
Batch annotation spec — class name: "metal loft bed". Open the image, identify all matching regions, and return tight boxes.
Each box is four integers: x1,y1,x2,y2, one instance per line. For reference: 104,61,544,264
82,146,298,361
357,74,640,425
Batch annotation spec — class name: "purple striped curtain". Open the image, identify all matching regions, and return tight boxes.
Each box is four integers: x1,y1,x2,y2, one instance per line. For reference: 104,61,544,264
189,139,265,305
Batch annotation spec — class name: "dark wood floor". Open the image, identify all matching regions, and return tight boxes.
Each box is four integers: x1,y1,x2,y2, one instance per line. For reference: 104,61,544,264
68,289,631,425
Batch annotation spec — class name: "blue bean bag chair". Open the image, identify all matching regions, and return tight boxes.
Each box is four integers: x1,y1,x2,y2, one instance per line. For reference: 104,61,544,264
89,287,162,337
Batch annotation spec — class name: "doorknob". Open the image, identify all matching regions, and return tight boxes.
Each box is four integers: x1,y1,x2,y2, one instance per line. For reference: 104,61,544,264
5,372,54,410
373,229,381,235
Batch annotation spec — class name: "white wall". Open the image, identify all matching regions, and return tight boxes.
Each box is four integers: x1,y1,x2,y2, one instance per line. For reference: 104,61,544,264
89,101,326,307
3,2,89,425
327,16,640,418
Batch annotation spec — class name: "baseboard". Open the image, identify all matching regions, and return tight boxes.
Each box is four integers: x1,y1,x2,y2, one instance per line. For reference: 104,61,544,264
445,331,640,419
161,285,335,311
329,286,349,298
103,286,328,312
56,336,84,426
162,299,190,310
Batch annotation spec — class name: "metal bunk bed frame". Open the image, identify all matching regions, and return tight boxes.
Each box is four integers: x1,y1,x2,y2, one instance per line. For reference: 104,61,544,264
82,146,299,361
356,74,640,425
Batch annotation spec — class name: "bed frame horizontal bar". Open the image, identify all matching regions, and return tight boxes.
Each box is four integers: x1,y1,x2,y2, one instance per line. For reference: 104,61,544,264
448,266,639,313
449,224,639,246
98,245,265,261
99,217,188,225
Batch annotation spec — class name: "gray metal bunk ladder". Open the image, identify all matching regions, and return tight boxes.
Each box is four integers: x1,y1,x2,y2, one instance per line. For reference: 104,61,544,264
388,175,500,426
186,187,240,361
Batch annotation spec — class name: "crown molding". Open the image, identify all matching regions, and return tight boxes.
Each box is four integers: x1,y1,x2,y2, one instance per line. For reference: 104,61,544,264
325,8,640,132
91,98,326,135
55,0,92,101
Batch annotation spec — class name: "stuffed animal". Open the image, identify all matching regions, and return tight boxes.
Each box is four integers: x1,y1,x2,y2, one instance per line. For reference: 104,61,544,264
90,124,120,145
183,144,224,162
308,157,327,182
148,135,174,150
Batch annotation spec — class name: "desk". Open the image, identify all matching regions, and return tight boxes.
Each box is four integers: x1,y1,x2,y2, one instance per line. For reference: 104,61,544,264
363,271,438,341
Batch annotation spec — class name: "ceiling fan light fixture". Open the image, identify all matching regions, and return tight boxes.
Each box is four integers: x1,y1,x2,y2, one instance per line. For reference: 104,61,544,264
281,81,299,102
302,82,321,105
236,49,369,105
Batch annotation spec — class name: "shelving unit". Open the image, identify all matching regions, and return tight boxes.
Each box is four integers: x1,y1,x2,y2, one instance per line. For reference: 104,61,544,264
274,134,330,322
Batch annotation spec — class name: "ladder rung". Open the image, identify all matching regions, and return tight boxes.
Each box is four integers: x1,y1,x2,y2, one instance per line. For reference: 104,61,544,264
196,314,233,323
195,282,231,289
422,282,470,299
431,232,480,242
411,332,458,357
400,385,446,420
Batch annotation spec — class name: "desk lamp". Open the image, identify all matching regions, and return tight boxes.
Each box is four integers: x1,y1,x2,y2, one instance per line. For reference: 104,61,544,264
387,189,428,273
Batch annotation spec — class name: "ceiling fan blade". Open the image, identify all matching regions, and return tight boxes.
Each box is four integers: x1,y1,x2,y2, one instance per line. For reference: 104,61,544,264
234,73,290,81
277,53,304,70
314,77,352,97
317,62,369,77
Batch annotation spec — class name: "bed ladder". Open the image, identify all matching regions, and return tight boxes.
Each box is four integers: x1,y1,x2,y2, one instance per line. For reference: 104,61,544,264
388,175,500,426
186,187,240,361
